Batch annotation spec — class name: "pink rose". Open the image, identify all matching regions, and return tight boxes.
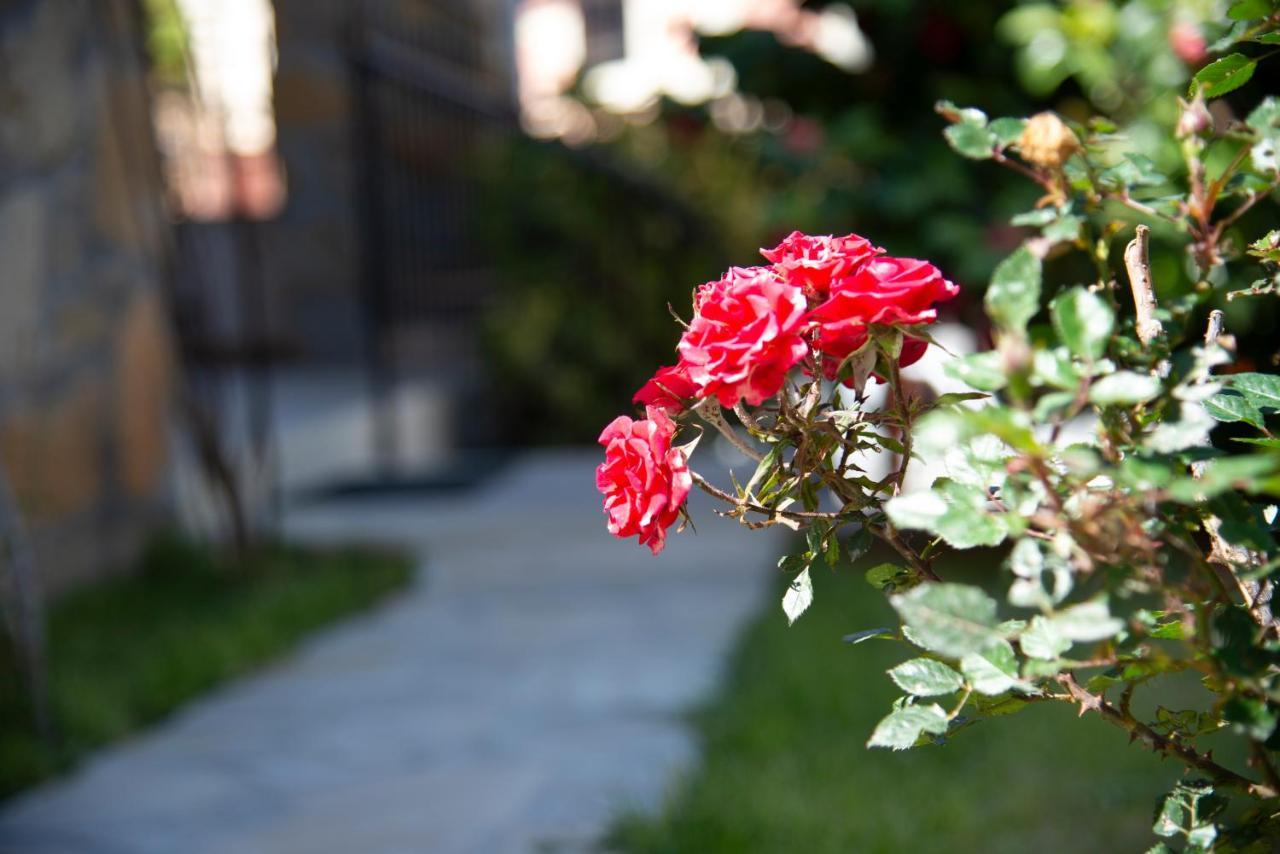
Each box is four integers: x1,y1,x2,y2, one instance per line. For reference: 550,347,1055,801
596,406,693,555
633,363,698,413
808,256,960,379
761,230,884,297
1168,20,1207,66
678,266,810,407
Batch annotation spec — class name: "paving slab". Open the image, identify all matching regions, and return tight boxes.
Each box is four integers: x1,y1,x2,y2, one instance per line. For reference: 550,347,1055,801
0,449,782,853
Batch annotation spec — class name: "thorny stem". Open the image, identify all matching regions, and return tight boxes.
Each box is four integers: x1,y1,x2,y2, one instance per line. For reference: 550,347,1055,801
947,686,973,721
879,524,941,582
1215,177,1280,236
1252,741,1280,796
733,402,766,435
1205,142,1255,214
1124,225,1164,348
992,149,1055,192
887,359,913,496
689,470,842,522
801,376,823,417
1055,673,1276,800
694,399,764,462
1115,191,1173,223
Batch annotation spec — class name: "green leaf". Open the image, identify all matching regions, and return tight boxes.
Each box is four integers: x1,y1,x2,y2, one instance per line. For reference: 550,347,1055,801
1008,539,1072,610
1010,208,1057,227
1234,437,1280,448
842,627,896,644
945,351,1008,392
930,391,990,408
782,567,813,626
986,245,1042,334
865,562,911,593
1254,137,1279,174
1088,371,1160,406
1153,782,1222,842
1033,391,1076,421
1051,287,1113,362
988,116,1027,147
1020,615,1072,660
1153,794,1184,837
890,583,1000,657
1099,154,1167,189
1229,0,1272,20
1167,455,1280,502
1047,599,1124,642
1191,53,1257,99
960,638,1022,695
1043,215,1083,243
1205,391,1267,431
888,658,965,696
1255,31,1280,44
746,444,783,495
931,488,1008,548
1226,372,1280,411
1223,695,1278,739
885,491,947,530
966,407,1039,453
944,117,997,159
1033,347,1082,390
1187,824,1217,849
1135,610,1186,640
1146,402,1216,453
1247,97,1280,134
887,480,1009,549
867,703,949,750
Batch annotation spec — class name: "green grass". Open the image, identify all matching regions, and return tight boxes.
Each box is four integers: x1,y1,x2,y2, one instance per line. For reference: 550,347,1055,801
0,534,413,798
610,552,1198,853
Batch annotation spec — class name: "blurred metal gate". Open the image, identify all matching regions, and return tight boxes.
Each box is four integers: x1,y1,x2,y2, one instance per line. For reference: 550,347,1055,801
348,0,515,474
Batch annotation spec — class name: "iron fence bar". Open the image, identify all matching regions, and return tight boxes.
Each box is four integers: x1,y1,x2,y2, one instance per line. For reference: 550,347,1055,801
350,47,400,472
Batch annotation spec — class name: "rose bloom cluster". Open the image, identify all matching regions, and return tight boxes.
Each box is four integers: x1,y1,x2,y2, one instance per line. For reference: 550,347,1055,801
597,231,959,553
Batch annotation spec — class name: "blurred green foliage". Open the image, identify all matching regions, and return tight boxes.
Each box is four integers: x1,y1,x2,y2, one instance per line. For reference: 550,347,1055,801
479,0,1278,443
478,142,725,444
0,534,411,798
139,0,190,87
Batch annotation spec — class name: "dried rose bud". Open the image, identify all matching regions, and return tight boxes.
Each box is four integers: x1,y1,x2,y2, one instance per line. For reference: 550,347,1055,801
1017,112,1081,169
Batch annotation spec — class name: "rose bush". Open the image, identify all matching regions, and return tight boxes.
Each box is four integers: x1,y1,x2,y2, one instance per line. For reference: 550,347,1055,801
595,6,1280,850
600,233,961,555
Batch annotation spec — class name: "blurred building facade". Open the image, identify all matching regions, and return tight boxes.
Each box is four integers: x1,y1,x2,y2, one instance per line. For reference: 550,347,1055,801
0,0,175,594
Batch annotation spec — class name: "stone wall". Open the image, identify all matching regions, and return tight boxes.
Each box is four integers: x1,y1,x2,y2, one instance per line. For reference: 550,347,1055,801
0,0,175,595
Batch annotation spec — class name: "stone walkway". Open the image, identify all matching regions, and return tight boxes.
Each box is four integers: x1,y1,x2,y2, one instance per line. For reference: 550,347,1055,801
0,450,781,853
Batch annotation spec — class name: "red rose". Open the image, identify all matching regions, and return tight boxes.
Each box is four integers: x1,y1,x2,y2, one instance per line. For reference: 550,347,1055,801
596,406,693,555
634,363,698,413
678,266,809,407
809,256,960,379
761,230,884,297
